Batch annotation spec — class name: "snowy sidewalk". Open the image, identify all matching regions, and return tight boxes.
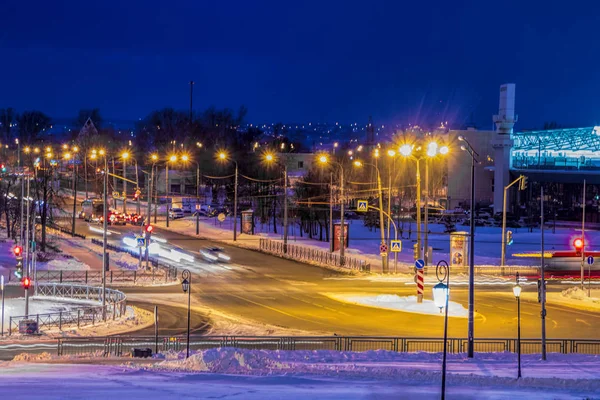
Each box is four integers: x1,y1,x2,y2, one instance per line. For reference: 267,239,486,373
3,349,600,399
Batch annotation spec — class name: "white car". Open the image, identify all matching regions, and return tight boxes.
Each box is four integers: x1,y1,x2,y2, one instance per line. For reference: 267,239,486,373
169,208,184,219
200,247,231,263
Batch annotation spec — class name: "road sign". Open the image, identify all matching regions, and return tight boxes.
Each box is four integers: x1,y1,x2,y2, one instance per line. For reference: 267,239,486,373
217,213,226,222
136,237,146,247
379,244,388,254
415,259,425,270
357,200,368,212
390,240,402,252
588,256,594,265
112,191,119,198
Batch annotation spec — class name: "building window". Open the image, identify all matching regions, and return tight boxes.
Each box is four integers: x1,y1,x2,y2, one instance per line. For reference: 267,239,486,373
171,184,181,194
298,161,304,169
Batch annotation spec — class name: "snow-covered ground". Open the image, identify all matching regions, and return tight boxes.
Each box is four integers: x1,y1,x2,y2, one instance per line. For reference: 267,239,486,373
2,349,600,399
323,293,468,317
1,296,98,331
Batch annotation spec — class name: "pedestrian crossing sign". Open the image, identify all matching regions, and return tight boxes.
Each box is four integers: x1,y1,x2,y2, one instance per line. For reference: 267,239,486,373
357,200,368,212
391,240,402,252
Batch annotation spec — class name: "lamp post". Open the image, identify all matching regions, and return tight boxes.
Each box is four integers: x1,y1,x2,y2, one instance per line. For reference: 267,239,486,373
319,155,345,264
265,153,289,252
354,160,388,273
148,154,158,225
432,260,450,400
182,154,201,235
513,271,522,379
458,136,479,358
166,154,177,228
218,152,239,241
181,269,191,359
93,149,109,320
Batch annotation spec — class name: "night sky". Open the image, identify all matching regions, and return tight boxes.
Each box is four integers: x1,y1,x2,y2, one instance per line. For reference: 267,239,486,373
1,0,599,129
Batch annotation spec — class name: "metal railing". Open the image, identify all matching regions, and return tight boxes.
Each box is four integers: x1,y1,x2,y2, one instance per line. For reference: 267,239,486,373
55,335,600,356
7,269,176,285
259,238,370,272
90,238,178,280
9,283,127,335
48,223,87,239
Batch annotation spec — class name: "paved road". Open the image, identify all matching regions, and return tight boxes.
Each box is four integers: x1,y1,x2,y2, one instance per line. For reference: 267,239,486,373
71,218,600,339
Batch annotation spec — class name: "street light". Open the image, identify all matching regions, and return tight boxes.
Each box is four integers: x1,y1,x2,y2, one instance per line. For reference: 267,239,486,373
217,152,239,241
458,135,479,359
318,155,346,264
121,152,130,213
181,269,191,359
265,152,289,253
513,271,522,379
165,154,177,228
353,160,388,273
180,153,202,234
432,260,450,400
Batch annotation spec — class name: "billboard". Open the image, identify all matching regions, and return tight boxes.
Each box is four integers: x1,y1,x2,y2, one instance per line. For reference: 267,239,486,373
333,223,349,252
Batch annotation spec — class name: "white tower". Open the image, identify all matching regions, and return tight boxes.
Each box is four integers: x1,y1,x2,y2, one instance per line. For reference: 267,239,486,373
492,83,517,213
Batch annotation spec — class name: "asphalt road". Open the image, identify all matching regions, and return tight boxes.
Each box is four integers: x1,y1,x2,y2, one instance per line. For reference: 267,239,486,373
71,217,600,339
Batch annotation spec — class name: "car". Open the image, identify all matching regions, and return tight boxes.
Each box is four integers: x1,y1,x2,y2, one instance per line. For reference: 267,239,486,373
127,213,145,225
169,208,184,219
104,212,126,225
199,246,231,263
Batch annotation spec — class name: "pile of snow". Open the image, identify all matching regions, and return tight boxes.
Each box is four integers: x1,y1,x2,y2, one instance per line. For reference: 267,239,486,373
40,258,91,271
324,293,468,317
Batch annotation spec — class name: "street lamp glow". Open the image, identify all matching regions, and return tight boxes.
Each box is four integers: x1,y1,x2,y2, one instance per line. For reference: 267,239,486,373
458,135,465,142
121,152,130,160
62,144,68,150
196,142,203,148
427,142,439,157
218,152,227,160
399,144,413,157
90,153,97,160
513,282,522,298
151,154,158,161
387,149,396,157
24,147,30,153
64,153,72,160
318,155,329,164
432,282,449,310
169,154,177,163
45,152,53,159
73,146,79,152
373,149,380,158
265,153,274,162
45,146,52,153
34,147,40,154
353,160,363,167
357,145,363,152
333,142,339,148
99,149,105,156
181,154,190,162
348,150,353,156
439,145,449,155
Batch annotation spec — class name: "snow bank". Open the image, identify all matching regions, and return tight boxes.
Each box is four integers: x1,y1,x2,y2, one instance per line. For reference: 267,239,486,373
324,293,468,317
40,258,91,271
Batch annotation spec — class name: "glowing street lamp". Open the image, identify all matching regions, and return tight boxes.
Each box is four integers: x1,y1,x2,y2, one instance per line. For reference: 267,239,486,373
432,260,450,399
265,152,289,252
217,151,239,241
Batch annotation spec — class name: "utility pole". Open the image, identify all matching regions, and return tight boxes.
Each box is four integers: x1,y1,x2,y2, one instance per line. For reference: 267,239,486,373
329,172,334,252
283,165,288,253
581,179,586,290
375,167,388,273
339,166,345,264
72,161,77,235
501,175,526,266
233,163,238,241
122,157,127,213
166,164,170,228
112,159,117,209
102,157,109,321
24,176,30,316
415,159,422,260
541,186,547,361
424,160,429,266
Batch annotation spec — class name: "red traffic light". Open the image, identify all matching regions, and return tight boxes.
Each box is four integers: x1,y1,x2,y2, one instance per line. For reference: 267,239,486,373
13,245,22,256
22,276,31,289
145,225,154,233
573,238,584,250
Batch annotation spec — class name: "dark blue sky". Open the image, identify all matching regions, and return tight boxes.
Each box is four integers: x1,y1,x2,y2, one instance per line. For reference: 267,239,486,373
1,0,599,129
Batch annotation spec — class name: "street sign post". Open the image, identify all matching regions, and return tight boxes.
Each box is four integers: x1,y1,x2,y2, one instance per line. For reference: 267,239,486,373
415,259,425,303
136,237,146,247
217,213,226,222
112,191,119,199
588,256,594,265
357,200,368,212
379,243,388,254
391,240,402,252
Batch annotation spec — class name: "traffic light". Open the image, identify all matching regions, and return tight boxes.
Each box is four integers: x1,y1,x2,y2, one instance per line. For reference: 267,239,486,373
573,237,584,255
134,189,141,200
506,230,513,246
14,245,23,278
1,164,6,173
519,175,528,190
22,276,31,290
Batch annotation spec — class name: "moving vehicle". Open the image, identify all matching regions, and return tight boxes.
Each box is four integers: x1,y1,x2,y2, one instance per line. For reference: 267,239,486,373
80,199,104,222
199,246,231,263
169,208,184,219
